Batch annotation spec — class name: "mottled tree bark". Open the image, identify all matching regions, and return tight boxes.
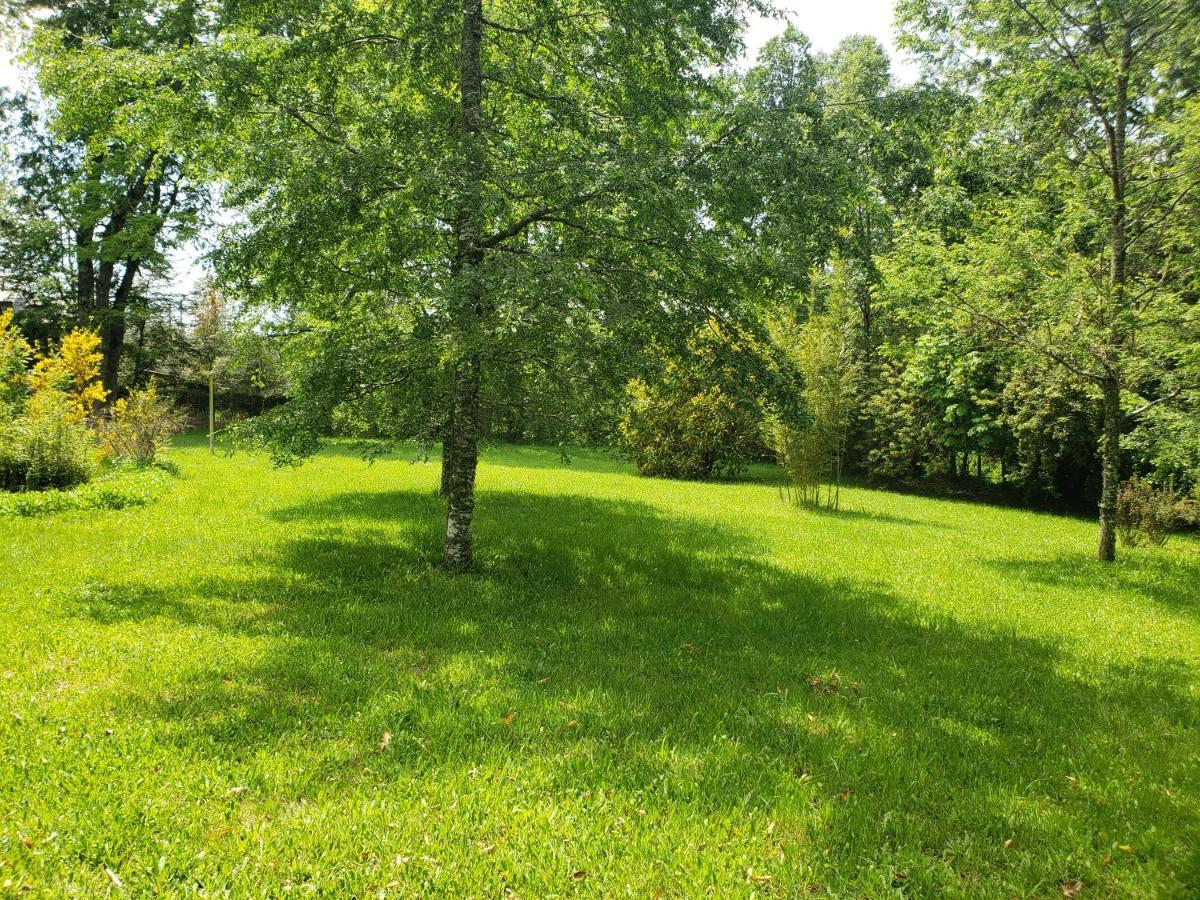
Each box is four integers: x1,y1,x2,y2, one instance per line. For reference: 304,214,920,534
442,0,486,570
442,356,481,568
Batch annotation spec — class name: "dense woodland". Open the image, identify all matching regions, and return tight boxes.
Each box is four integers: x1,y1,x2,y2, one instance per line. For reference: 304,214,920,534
1,0,1198,566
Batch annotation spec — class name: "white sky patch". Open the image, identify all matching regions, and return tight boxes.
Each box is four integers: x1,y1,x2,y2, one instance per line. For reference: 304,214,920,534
744,0,917,82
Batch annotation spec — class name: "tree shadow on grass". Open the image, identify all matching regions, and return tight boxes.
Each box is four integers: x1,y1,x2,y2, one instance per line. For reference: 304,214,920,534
71,489,1199,891
989,549,1200,619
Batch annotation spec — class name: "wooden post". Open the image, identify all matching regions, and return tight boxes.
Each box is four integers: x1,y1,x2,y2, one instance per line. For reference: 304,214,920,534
208,372,215,454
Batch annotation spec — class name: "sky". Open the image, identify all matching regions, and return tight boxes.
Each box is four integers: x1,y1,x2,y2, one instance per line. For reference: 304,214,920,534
0,1,913,294
744,0,916,81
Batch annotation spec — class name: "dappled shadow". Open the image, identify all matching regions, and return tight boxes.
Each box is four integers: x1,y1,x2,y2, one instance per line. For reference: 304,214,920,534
776,499,946,530
990,548,1200,619
68,488,1199,890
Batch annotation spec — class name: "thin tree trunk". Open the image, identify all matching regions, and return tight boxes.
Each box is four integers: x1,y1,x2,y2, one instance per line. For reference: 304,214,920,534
442,0,486,570
443,356,481,568
208,372,215,455
1097,25,1131,563
1097,372,1121,561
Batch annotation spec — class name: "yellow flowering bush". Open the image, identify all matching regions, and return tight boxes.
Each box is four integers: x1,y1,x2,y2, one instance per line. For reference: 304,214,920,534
31,328,108,420
1,324,103,491
99,381,185,466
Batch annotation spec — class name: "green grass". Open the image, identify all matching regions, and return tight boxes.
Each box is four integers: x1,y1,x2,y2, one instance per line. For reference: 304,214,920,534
1,435,1198,897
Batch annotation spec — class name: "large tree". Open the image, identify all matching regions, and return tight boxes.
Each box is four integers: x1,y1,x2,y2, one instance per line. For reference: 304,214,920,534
0,0,205,393
207,0,757,567
898,0,1200,560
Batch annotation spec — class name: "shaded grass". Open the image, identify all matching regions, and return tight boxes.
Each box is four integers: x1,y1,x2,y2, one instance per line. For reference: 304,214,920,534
1,435,1198,896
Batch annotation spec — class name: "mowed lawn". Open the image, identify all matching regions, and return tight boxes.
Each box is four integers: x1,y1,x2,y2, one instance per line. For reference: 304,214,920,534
2,437,1198,897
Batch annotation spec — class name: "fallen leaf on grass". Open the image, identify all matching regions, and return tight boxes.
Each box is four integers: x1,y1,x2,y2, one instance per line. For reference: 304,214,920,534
681,643,700,653
500,713,516,725
105,868,123,889
1118,845,1132,853
1066,776,1079,788
570,870,587,880
378,731,392,751
746,869,772,883
1003,838,1013,849
226,786,248,797
838,788,853,802
563,719,578,730
1060,880,1083,897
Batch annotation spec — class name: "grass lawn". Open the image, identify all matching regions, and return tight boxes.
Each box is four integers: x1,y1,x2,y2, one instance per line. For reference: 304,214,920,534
2,435,1198,897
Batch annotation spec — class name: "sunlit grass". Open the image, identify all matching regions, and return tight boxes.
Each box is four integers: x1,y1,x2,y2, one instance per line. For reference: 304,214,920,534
1,434,1197,896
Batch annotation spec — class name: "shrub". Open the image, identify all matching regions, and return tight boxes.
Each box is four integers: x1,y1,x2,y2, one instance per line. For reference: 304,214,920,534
1116,476,1186,548
766,307,858,510
99,381,185,466
31,328,107,420
621,378,760,480
0,389,97,490
0,310,31,416
0,466,169,517
619,322,768,480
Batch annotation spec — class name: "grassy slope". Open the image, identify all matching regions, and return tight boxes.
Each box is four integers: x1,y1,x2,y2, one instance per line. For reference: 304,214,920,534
1,436,1198,897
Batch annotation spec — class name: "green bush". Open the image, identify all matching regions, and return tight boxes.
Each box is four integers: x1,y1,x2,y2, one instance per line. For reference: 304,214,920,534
0,390,97,491
0,466,169,517
98,381,186,466
1116,476,1187,548
621,380,760,480
618,323,768,481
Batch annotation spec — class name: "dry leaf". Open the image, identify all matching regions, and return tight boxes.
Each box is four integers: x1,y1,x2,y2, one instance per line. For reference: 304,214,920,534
536,677,550,684
1066,776,1080,788
746,869,772,883
653,889,665,899
500,713,516,725
379,731,393,751
681,643,700,653
1118,844,1132,853
227,786,248,797
838,788,852,802
570,870,587,880
1101,854,1113,865
1060,880,1083,897
1003,838,1013,849
564,719,578,730
105,868,123,889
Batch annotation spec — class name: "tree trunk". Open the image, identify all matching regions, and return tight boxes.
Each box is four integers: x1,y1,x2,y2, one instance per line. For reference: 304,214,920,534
443,356,481,569
99,318,126,397
1097,24,1131,563
442,0,486,570
1097,372,1121,562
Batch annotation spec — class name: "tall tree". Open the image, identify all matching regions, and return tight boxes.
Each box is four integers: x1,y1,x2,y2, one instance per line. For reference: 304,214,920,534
0,0,206,393
898,0,1200,560
208,0,756,568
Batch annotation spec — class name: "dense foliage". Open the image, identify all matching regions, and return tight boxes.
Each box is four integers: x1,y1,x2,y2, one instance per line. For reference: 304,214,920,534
1,0,1196,561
